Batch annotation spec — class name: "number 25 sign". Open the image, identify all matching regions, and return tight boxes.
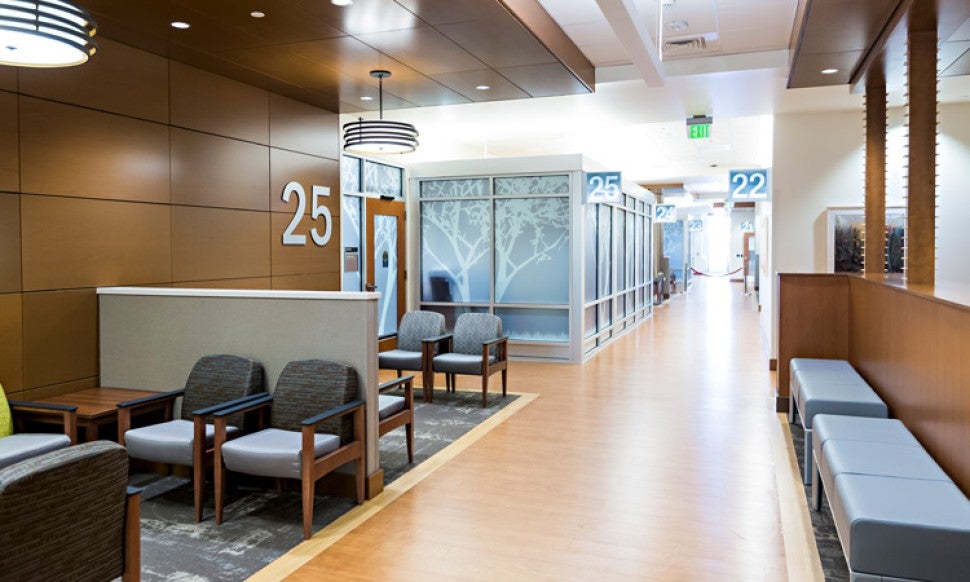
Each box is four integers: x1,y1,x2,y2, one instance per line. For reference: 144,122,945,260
281,181,332,246
728,169,771,202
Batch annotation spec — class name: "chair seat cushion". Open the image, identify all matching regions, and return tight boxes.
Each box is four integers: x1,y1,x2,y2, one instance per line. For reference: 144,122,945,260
434,353,496,375
0,433,71,470
221,428,340,479
379,395,406,420
125,419,239,466
378,349,423,371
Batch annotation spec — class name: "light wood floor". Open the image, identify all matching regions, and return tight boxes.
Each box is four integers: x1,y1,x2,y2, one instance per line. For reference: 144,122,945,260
264,278,820,581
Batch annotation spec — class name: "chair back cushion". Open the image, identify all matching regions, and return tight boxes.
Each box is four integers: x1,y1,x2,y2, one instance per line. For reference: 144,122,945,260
396,311,446,352
180,354,264,424
453,313,502,356
0,441,129,580
271,360,359,444
0,383,12,438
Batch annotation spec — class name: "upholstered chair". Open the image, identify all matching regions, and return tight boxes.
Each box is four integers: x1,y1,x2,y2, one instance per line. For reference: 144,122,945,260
378,310,447,402
0,382,78,470
0,440,141,581
118,354,264,522
430,313,509,408
378,375,415,464
212,359,365,539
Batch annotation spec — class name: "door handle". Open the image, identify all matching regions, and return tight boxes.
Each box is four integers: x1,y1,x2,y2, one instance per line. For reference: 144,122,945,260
365,283,377,292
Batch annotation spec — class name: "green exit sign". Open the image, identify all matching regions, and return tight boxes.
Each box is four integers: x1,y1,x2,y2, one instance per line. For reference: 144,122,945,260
688,123,711,140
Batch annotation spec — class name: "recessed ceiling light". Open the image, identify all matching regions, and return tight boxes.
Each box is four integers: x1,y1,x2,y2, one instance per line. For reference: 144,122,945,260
360,96,374,101
171,21,190,30
665,20,689,33
475,84,491,91
821,68,839,75
250,11,265,18
331,0,353,6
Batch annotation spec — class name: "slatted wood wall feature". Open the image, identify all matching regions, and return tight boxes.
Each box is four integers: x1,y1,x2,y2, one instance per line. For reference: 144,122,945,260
776,274,851,410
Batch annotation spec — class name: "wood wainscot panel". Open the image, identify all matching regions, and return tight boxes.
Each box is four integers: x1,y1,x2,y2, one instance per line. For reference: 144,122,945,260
0,91,17,193
173,278,273,290
271,273,341,291
170,62,269,144
18,38,169,124
849,277,970,494
0,293,24,392
171,128,270,211
269,93,339,159
171,206,271,282
21,196,172,291
0,193,20,293
19,97,170,203
776,274,851,410
22,289,98,389
0,66,15,91
269,149,340,214
22,377,98,402
270,212,341,276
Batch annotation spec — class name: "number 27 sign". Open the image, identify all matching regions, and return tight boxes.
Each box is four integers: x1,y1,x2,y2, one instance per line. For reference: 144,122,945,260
728,169,771,202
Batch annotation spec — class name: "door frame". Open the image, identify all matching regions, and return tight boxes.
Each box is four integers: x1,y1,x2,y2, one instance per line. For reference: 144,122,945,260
365,198,407,337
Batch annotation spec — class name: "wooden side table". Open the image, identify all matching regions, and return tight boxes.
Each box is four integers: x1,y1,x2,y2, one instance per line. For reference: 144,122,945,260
34,387,164,442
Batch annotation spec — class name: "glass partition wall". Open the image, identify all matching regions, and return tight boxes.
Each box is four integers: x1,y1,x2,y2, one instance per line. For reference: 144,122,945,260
412,158,654,363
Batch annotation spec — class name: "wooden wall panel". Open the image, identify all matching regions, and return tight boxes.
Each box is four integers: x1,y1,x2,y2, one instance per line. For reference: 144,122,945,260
270,213,341,276
21,196,172,291
0,293,24,393
23,377,98,402
849,277,970,494
269,149,340,213
0,91,18,193
171,128,270,211
0,67,15,91
776,274,851,409
22,289,98,389
170,62,269,144
269,93,340,159
18,38,169,123
171,206,271,281
272,273,341,291
173,278,273,290
19,98,170,203
0,193,20,293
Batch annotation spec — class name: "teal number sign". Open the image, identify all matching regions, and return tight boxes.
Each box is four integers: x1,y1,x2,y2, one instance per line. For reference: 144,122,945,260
585,171,622,204
728,169,771,202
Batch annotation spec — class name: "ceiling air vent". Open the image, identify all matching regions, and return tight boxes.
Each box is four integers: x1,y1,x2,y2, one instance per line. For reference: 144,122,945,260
664,36,707,52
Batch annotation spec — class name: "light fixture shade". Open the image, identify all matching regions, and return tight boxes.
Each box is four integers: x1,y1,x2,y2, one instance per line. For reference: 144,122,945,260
0,0,97,68
343,118,419,154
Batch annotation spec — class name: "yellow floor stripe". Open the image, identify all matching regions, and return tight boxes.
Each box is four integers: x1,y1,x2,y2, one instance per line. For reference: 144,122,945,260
248,391,539,582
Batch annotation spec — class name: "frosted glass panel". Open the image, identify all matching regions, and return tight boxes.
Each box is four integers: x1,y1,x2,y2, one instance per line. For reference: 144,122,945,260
635,213,643,287
374,214,398,336
598,205,612,298
494,197,569,305
341,156,361,193
626,211,635,289
341,196,362,292
496,308,568,343
420,178,489,199
421,200,491,303
584,204,597,302
615,209,625,293
364,160,403,199
598,300,612,331
584,306,596,338
626,291,635,315
494,175,569,196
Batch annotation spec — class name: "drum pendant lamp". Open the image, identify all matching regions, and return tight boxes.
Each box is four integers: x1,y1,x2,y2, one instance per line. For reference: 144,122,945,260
0,0,98,67
343,70,419,154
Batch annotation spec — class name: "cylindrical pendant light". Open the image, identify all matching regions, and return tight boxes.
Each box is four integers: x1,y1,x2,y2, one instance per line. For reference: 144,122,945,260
0,0,97,68
343,70,419,154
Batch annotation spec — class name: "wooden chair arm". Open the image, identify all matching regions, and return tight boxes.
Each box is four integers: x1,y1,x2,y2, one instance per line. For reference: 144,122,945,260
300,399,365,428
9,401,79,444
190,392,269,418
116,389,184,410
379,376,414,393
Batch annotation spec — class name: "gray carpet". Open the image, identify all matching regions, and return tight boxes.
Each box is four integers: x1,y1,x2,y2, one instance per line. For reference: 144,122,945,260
133,389,518,582
788,421,848,582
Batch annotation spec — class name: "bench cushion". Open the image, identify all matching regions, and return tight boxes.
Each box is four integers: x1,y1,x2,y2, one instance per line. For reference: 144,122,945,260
812,415,918,468
790,358,855,373
796,378,887,429
832,474,970,582
821,440,950,485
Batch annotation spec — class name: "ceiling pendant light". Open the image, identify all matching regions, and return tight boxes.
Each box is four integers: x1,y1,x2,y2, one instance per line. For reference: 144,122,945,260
0,0,98,68
343,70,419,155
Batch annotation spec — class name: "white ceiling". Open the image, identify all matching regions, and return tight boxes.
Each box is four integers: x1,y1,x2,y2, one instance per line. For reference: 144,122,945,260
351,0,970,200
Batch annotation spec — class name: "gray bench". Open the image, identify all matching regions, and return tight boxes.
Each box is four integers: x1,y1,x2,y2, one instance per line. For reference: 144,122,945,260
789,358,888,483
811,414,970,581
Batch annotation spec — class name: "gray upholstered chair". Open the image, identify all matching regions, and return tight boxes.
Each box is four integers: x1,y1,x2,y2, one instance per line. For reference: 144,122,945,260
117,354,264,522
0,440,141,581
212,359,365,539
1,383,78,469
378,375,415,464
378,310,447,402
430,313,509,408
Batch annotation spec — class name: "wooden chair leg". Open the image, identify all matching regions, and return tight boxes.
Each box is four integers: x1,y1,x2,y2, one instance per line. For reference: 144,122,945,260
214,461,225,525
355,456,365,503
276,478,284,493
193,460,204,522
405,420,414,464
502,368,508,398
425,369,434,403
482,374,488,408
302,477,314,540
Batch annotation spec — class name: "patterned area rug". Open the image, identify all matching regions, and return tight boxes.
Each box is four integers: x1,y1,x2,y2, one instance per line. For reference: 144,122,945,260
134,389,519,582
788,421,848,581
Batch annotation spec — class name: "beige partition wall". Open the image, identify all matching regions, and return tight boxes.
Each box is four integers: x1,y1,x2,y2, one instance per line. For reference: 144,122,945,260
98,287,381,476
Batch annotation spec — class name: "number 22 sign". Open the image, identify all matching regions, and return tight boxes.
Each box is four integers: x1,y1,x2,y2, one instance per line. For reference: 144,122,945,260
728,169,771,202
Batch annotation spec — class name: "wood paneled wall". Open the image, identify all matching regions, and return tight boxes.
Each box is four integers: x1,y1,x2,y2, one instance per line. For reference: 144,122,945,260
0,38,342,401
777,273,970,494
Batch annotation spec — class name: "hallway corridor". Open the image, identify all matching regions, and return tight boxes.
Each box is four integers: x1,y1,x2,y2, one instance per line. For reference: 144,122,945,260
265,278,810,581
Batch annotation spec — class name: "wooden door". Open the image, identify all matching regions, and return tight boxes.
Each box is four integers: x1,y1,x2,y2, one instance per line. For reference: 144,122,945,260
365,198,406,338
